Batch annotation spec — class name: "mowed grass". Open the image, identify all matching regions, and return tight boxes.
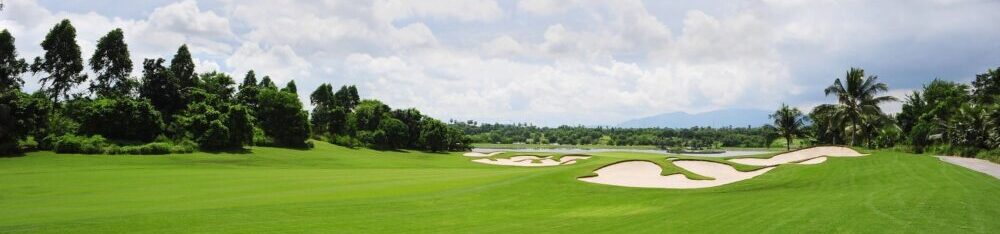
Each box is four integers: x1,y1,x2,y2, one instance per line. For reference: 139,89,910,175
1,142,999,233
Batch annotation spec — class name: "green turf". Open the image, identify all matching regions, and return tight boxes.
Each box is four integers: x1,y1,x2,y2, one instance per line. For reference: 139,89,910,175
2,141,999,233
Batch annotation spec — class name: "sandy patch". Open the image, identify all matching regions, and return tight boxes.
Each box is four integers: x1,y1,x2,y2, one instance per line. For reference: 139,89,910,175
579,160,773,189
797,157,827,165
729,146,863,166
463,152,503,157
472,155,590,167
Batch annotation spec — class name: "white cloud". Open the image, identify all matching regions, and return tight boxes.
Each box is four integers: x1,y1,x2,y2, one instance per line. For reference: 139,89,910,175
226,42,311,84
4,0,998,126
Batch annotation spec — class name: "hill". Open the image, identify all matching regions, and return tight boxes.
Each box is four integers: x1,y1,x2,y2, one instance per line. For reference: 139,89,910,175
618,109,772,128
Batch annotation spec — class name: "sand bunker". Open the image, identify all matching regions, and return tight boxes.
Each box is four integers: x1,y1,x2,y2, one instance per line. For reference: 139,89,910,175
579,160,773,189
797,157,827,165
729,146,863,166
463,152,503,157
472,155,590,167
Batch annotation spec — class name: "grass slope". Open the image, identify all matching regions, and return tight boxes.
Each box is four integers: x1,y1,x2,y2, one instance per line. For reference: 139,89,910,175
1,142,999,233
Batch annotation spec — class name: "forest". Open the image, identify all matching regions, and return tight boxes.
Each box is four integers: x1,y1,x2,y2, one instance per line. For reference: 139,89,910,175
1,19,469,155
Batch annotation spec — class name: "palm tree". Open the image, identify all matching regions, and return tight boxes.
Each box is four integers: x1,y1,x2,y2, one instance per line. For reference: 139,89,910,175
771,104,806,151
824,68,897,146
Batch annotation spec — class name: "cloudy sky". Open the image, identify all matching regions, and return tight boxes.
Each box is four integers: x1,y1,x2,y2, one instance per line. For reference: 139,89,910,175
2,0,999,126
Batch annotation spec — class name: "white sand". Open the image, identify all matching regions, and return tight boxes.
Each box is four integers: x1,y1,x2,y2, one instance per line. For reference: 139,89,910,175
472,155,590,167
797,157,827,165
579,160,774,189
559,156,591,163
463,152,503,157
729,146,863,166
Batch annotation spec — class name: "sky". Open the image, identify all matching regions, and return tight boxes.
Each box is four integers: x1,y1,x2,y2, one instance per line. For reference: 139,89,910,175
2,0,999,126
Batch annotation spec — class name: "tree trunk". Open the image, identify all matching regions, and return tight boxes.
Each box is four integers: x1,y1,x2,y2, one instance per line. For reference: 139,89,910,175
786,137,791,151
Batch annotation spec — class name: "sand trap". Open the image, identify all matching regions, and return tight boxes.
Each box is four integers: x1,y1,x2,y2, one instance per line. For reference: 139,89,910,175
463,152,503,157
579,160,773,189
729,146,863,166
797,157,827,165
472,155,590,167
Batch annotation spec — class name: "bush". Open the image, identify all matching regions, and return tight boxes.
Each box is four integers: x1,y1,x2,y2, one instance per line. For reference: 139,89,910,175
976,149,1000,163
330,134,362,148
74,98,164,142
52,135,109,154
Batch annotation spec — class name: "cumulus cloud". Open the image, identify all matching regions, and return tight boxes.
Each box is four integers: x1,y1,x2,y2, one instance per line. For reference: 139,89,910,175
3,0,998,126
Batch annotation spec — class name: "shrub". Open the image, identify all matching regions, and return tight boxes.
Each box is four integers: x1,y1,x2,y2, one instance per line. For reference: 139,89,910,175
330,134,362,148
976,149,1000,163
52,134,109,154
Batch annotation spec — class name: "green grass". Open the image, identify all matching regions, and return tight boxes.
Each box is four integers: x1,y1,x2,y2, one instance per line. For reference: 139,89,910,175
472,143,661,150
2,141,999,233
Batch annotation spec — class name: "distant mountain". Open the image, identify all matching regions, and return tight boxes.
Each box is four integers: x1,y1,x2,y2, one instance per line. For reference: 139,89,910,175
617,109,772,128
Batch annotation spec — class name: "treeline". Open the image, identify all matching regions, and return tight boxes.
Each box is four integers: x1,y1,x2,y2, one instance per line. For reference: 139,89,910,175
0,19,466,155
771,67,999,162
452,122,778,149
308,84,470,151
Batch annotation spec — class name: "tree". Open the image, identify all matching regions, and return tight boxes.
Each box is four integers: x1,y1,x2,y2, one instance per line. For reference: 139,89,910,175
0,29,28,91
198,72,236,102
259,76,277,90
377,116,408,149
823,68,897,146
89,28,135,97
225,104,254,148
972,67,1000,105
256,88,310,147
139,58,184,119
1,91,49,154
419,118,449,152
335,85,360,110
896,91,926,134
809,104,846,145
30,19,87,103
169,45,197,90
353,99,390,131
392,108,424,147
771,104,806,151
237,70,259,108
282,80,297,93
74,98,163,142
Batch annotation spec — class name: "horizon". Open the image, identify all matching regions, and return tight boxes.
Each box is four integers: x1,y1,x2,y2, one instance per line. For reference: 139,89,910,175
2,0,998,127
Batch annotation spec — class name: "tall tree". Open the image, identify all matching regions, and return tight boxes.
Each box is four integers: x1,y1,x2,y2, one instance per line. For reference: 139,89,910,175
89,28,135,97
972,67,999,105
30,19,87,103
259,76,277,90
282,80,297,93
236,70,259,108
810,104,846,145
139,58,183,120
0,29,28,90
823,68,897,146
198,71,236,102
771,104,806,151
169,44,197,90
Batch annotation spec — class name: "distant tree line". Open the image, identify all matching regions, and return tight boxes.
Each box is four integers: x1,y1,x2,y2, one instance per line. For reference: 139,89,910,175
0,19,467,155
453,122,779,149
309,84,470,151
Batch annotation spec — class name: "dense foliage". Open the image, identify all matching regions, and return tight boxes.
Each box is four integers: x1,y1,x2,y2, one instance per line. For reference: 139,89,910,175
310,84,469,151
456,122,776,149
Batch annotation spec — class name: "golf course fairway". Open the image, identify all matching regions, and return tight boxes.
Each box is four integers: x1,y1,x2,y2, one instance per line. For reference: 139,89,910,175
2,141,999,233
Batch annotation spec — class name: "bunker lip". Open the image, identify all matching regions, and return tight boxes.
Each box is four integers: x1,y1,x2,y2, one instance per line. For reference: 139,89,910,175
471,155,591,167
728,146,864,166
463,152,503,157
578,160,774,189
